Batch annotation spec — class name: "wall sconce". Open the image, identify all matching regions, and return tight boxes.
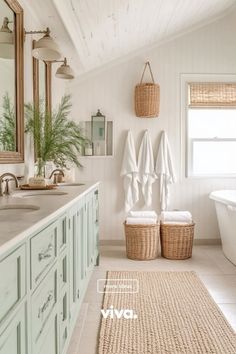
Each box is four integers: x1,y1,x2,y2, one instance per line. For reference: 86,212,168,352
54,57,74,80
0,17,14,59
25,27,61,61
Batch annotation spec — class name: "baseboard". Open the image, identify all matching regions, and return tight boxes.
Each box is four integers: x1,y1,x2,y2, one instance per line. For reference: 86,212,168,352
100,240,125,246
193,238,221,245
100,239,222,246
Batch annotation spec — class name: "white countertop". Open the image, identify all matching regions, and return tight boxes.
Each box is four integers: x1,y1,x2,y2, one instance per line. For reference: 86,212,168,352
0,181,99,257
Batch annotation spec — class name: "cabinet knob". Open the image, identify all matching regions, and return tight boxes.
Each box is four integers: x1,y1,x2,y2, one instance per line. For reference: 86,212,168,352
38,243,53,261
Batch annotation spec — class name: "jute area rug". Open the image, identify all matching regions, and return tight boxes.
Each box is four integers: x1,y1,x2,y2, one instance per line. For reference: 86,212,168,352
98,271,236,354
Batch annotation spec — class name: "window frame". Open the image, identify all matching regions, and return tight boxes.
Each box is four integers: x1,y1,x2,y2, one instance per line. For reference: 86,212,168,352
180,74,236,179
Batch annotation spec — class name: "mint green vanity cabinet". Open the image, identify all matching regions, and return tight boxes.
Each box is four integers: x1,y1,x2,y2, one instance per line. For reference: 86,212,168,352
0,184,99,354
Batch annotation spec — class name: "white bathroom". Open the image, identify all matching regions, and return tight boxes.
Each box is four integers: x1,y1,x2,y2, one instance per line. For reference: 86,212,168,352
0,1,236,353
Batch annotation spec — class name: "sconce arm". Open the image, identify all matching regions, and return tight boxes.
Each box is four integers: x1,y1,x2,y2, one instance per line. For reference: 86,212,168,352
51,58,67,65
25,27,50,36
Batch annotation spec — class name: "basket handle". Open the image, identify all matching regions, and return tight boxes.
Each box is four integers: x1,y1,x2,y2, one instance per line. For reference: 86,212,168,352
140,61,155,84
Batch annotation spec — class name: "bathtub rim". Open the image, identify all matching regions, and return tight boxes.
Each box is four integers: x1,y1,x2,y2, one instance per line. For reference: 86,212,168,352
209,189,236,207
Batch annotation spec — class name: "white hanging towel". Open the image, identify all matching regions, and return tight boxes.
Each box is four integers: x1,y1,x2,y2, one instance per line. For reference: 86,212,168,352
155,131,176,211
138,130,157,207
120,131,139,212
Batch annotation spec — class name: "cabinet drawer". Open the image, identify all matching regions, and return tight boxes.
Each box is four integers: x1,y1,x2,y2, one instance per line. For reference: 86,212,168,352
31,266,57,346
31,221,57,288
0,245,26,324
58,214,67,252
59,290,69,353
59,253,68,290
0,302,26,354
35,311,58,354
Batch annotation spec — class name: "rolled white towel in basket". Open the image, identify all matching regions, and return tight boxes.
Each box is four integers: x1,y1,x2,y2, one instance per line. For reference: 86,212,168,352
161,211,192,224
126,217,157,225
129,210,157,218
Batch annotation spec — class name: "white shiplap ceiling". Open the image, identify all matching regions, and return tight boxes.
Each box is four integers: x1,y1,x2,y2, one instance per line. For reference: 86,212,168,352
36,0,236,76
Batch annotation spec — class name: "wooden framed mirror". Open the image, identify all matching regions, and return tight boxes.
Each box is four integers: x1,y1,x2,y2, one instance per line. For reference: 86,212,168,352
32,40,52,115
0,0,24,163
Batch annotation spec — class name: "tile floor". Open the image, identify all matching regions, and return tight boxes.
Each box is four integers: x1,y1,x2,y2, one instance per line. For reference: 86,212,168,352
67,245,236,354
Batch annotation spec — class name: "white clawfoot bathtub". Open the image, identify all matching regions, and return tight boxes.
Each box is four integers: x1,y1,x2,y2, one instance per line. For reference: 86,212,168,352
209,190,236,265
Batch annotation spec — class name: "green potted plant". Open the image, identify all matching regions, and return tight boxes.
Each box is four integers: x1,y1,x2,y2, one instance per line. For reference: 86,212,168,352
25,94,88,177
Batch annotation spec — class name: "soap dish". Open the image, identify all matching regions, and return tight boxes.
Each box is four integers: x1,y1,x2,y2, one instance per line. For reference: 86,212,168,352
20,184,57,190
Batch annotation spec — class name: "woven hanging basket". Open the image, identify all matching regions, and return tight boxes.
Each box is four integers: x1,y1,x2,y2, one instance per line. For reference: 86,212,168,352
135,61,160,118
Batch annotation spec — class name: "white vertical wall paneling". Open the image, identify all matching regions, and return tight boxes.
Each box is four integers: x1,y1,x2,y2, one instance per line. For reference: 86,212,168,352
67,10,236,241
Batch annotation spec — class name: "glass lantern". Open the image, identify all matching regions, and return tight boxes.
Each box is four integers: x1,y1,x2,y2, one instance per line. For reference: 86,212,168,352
91,109,106,156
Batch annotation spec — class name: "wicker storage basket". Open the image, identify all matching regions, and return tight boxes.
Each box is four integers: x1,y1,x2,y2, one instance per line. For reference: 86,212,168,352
135,61,160,118
124,222,160,260
160,223,195,260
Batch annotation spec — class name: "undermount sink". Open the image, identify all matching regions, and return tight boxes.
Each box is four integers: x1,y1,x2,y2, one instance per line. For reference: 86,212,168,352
12,190,68,198
0,204,40,214
57,182,85,187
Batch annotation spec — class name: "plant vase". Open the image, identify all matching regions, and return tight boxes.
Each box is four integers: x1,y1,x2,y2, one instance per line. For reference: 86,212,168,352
34,158,46,178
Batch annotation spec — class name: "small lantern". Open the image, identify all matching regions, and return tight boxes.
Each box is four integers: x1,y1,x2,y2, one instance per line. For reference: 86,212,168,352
91,109,106,155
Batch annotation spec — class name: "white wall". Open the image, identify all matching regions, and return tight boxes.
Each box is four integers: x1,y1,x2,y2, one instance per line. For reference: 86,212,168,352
67,10,236,241
0,0,66,178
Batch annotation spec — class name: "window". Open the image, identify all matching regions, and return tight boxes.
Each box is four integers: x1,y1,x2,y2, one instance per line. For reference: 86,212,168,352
186,82,236,177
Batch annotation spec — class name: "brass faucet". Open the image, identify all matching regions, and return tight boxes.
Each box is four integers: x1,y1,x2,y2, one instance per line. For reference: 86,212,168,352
0,173,19,196
49,169,65,184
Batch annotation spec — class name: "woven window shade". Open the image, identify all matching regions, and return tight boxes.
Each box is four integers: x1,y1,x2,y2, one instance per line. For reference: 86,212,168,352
189,83,236,107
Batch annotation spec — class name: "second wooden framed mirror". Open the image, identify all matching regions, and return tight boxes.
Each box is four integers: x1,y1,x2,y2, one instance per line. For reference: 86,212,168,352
32,40,51,114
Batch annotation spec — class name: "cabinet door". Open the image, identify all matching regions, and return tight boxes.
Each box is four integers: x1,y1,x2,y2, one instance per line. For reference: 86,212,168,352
69,197,88,322
31,265,57,347
58,288,69,353
80,199,87,286
0,245,26,324
59,252,68,291
0,303,26,354
37,313,58,354
86,191,94,269
68,204,79,322
58,214,67,254
93,189,99,265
